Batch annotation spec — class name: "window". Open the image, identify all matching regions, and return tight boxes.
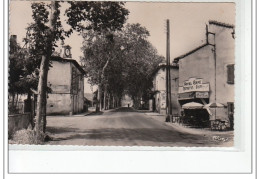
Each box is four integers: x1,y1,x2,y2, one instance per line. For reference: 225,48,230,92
227,102,234,114
227,64,234,84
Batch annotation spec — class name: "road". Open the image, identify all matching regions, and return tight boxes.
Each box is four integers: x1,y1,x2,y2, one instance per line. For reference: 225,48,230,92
46,107,233,147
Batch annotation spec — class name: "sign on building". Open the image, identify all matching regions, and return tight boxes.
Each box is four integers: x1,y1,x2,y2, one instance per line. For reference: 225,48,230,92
195,92,209,98
179,78,209,93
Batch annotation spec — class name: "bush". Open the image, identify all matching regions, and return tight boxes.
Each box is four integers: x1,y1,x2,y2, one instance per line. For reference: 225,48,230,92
11,129,45,145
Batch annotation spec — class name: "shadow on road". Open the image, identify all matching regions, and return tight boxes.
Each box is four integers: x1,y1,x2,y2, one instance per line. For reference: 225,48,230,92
47,126,78,134
109,107,137,112
86,111,104,116
46,127,232,146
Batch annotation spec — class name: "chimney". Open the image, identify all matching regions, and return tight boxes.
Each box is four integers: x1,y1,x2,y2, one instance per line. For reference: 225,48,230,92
206,25,208,44
10,35,17,53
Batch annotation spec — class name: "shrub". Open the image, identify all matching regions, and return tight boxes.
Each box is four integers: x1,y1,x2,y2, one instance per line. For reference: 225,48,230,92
12,129,45,145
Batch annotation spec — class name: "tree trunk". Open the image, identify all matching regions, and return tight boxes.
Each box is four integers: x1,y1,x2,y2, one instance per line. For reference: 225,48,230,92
112,95,115,108
108,93,110,109
15,93,19,108
103,85,107,110
96,83,101,112
34,1,56,142
35,55,49,142
42,92,47,133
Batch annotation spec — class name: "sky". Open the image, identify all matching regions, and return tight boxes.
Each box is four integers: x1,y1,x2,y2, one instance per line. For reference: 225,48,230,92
9,1,235,93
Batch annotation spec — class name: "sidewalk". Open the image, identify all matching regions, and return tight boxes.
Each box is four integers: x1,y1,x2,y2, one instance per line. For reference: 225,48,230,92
144,112,234,136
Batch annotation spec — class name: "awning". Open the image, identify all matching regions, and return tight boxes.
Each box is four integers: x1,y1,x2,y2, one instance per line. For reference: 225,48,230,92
182,102,204,109
204,102,225,108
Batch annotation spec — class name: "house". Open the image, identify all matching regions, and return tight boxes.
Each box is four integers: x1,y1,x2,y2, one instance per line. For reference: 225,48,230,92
46,46,85,115
174,21,235,129
150,63,180,115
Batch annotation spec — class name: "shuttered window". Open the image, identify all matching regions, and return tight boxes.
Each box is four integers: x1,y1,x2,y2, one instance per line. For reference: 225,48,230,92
227,64,234,84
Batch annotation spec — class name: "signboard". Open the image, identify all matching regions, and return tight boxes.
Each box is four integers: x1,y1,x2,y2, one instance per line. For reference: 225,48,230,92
179,78,209,93
195,92,209,98
178,92,209,99
178,92,195,99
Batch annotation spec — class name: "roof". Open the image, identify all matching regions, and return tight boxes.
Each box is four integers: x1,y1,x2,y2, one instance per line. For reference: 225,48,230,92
51,56,85,75
209,20,235,29
173,44,209,63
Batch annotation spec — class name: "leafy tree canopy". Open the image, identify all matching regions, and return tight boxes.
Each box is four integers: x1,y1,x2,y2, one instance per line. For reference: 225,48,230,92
81,23,164,107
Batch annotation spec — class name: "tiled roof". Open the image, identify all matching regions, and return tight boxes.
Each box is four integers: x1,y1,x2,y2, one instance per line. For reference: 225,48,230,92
209,20,235,29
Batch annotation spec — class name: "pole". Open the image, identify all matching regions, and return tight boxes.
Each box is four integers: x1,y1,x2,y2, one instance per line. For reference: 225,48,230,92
214,35,217,120
167,20,172,119
165,19,171,122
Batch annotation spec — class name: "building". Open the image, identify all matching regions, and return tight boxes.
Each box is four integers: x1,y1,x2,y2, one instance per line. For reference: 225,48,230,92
150,63,180,115
174,21,235,129
46,46,85,115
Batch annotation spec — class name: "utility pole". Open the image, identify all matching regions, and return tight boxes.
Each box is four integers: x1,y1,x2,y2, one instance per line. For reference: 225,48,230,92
166,19,172,122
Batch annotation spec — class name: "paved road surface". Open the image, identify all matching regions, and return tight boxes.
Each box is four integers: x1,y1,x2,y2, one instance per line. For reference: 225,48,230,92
46,107,233,147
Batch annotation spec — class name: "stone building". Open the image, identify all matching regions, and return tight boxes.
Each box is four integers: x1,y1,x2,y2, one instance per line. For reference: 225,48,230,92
150,63,180,115
174,21,235,129
47,46,85,115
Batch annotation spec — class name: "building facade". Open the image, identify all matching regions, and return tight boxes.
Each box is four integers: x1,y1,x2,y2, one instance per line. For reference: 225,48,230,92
47,55,85,115
174,21,235,129
151,63,180,115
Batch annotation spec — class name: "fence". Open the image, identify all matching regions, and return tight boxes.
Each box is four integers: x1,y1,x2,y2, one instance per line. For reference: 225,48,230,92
8,101,24,114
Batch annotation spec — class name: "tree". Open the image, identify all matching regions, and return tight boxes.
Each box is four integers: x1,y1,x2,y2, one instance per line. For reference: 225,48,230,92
26,1,129,142
117,24,164,109
81,30,127,110
81,23,164,110
8,35,39,114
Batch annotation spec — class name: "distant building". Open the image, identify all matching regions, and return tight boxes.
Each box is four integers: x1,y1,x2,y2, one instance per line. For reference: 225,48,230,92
150,63,180,115
174,21,235,129
47,46,85,115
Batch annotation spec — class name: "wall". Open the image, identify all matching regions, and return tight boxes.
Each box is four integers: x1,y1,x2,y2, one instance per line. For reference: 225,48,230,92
8,113,31,138
48,61,71,90
178,45,214,120
179,45,215,93
153,67,180,115
47,61,85,115
70,63,84,114
47,94,72,115
210,24,235,121
47,61,72,115
210,25,235,104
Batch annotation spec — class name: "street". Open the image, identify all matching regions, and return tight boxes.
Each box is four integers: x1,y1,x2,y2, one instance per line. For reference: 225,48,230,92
46,107,233,147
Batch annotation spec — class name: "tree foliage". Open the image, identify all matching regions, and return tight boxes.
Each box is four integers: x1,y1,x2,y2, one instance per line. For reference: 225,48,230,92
81,23,164,109
66,1,129,33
